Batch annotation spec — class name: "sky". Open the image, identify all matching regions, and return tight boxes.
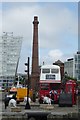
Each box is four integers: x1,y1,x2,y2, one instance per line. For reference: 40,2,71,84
0,0,79,74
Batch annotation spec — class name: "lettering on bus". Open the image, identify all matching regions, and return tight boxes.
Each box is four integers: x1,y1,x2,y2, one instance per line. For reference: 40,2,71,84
46,75,55,79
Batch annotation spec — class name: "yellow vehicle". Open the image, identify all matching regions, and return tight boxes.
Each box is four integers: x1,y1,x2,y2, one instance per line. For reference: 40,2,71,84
16,88,33,103
7,87,33,104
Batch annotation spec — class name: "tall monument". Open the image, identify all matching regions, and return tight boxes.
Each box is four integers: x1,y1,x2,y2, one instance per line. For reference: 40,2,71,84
31,16,39,91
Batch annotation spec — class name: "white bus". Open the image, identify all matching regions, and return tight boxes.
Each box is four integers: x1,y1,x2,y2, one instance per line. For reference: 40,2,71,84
40,64,61,82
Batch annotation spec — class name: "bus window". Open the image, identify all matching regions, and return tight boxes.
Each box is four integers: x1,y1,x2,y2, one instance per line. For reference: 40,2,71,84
42,69,50,73
40,83,49,90
51,69,59,73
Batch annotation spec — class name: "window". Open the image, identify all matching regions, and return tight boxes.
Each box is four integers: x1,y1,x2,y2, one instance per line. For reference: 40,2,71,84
78,75,80,80
8,83,13,87
3,80,6,82
2,83,6,87
51,69,59,73
75,55,77,62
9,80,13,82
50,83,60,90
42,69,50,73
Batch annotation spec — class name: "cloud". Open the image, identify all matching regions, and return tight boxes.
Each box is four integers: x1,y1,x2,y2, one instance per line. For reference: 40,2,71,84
39,5,78,49
2,2,78,73
48,49,63,61
40,49,74,66
2,3,77,43
41,49,63,65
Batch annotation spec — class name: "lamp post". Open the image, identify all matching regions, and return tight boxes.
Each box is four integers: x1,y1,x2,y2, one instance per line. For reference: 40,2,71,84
25,57,31,109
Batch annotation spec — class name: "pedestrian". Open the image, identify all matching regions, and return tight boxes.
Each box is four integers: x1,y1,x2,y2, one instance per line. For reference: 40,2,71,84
39,96,43,104
9,98,16,107
24,96,31,104
49,90,54,104
4,96,9,109
43,94,52,105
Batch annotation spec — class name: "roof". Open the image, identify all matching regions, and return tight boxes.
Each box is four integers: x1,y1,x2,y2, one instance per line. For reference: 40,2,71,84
41,64,60,69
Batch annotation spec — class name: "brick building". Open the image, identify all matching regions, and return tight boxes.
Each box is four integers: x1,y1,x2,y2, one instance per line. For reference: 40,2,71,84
53,60,64,80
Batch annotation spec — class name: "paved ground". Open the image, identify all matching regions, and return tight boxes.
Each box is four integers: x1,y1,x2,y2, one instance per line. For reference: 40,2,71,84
0,92,79,114
1,101,78,113
0,94,79,120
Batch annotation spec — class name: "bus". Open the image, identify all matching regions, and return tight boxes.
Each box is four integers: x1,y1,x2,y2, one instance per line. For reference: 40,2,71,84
39,64,61,103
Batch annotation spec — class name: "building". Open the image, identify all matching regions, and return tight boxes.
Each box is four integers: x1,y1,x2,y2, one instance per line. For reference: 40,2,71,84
0,32,22,89
64,58,74,78
73,51,80,81
64,51,80,82
53,60,64,80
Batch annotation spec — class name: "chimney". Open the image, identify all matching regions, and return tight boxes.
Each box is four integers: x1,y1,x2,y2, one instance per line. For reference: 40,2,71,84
31,16,39,91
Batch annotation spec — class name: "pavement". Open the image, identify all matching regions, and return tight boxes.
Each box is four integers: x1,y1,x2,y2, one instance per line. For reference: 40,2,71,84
1,101,78,114
0,91,78,114
0,96,79,120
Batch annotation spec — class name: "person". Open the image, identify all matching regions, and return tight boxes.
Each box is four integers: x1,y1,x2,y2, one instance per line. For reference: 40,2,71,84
43,94,52,105
24,96,31,104
4,92,9,109
49,90,54,104
4,96,9,109
54,90,57,94
9,98,16,107
38,96,43,104
8,94,17,108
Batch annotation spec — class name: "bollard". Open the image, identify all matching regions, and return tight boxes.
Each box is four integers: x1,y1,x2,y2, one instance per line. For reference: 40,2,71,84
33,93,36,102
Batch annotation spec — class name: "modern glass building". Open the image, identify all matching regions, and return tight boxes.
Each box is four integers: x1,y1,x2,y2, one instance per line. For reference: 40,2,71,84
0,32,22,89
73,51,80,81
64,51,80,82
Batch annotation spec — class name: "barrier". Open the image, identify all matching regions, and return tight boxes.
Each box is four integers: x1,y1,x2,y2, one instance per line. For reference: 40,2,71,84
2,112,28,120
1,110,80,120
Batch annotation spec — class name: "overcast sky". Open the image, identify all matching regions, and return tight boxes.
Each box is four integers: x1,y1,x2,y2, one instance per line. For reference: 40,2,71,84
0,0,78,73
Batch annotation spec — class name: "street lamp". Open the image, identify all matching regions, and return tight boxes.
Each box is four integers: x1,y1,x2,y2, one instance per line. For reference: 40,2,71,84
25,57,31,109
